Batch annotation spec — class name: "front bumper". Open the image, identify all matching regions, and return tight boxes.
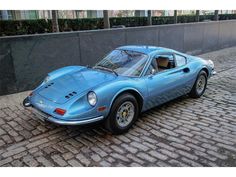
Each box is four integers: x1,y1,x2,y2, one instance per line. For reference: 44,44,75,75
23,97,104,125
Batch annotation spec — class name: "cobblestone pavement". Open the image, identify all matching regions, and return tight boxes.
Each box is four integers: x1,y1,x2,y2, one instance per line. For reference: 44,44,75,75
0,47,236,167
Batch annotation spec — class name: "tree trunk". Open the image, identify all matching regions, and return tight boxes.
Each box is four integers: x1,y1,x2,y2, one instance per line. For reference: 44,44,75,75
214,10,219,21
147,10,152,25
52,10,59,32
103,10,110,29
11,10,17,20
174,10,178,24
75,10,80,19
196,10,200,22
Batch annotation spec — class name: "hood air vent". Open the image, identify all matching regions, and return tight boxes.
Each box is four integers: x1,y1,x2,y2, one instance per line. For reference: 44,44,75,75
65,91,77,99
45,82,54,89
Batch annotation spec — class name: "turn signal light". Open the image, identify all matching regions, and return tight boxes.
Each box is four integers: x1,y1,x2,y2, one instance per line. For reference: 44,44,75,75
98,106,106,112
54,108,66,116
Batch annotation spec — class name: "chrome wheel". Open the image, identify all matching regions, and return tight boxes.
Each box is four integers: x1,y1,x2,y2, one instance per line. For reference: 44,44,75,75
116,101,135,128
196,75,206,95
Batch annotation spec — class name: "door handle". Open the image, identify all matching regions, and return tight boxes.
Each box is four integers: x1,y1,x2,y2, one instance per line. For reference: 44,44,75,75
183,67,190,73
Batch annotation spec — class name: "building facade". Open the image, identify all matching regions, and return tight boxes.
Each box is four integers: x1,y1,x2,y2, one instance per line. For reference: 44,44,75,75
0,10,39,20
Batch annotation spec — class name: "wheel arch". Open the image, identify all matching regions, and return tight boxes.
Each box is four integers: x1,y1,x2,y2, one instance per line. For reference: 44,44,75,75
201,67,209,77
110,88,144,113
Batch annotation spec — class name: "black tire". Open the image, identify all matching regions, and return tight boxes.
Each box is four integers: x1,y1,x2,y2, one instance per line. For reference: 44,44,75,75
104,93,139,134
189,70,208,98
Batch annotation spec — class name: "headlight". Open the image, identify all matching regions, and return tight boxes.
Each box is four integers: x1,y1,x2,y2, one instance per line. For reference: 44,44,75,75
87,91,97,106
208,60,214,69
44,75,50,83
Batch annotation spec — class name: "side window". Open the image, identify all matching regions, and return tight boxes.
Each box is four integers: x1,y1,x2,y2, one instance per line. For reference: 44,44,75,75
175,54,187,67
156,54,175,71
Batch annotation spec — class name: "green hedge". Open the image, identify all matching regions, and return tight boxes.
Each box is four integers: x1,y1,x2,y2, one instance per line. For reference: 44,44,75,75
0,19,51,36
1,14,236,36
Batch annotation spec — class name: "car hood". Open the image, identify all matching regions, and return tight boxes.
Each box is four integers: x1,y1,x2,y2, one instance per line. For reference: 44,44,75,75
38,68,116,104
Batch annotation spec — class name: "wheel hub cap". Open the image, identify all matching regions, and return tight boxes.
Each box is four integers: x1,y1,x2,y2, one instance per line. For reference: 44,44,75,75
116,101,135,128
196,75,206,94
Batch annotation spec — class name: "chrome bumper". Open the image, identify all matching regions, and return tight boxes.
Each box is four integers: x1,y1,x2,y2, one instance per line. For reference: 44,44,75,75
47,115,104,125
31,107,104,125
23,97,104,125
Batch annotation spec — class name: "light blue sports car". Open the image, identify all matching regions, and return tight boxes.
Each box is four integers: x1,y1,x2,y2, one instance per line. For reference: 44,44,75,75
23,45,216,134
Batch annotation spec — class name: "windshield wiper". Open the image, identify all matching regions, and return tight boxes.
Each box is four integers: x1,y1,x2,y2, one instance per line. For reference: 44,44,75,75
93,65,118,76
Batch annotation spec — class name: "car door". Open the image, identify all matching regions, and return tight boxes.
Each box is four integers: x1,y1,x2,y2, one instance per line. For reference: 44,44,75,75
173,53,193,94
144,53,191,109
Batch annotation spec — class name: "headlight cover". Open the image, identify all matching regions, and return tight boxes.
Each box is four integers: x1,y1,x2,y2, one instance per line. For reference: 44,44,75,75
87,91,97,106
208,60,214,69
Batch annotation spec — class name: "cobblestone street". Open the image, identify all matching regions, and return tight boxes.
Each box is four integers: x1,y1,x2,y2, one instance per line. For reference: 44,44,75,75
0,47,236,167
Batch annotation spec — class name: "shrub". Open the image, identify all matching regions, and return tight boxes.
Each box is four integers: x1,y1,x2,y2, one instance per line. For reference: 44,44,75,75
0,14,236,36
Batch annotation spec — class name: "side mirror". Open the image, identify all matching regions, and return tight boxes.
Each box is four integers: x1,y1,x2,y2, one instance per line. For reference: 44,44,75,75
151,68,156,75
148,69,157,78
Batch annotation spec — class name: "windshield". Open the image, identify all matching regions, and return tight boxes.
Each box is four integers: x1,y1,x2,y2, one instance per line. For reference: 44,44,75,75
94,49,148,77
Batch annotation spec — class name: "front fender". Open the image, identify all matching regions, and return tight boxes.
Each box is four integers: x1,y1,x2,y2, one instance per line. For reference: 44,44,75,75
109,87,144,109
94,77,148,116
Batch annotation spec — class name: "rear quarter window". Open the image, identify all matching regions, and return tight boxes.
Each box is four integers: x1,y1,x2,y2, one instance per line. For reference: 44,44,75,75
175,54,187,67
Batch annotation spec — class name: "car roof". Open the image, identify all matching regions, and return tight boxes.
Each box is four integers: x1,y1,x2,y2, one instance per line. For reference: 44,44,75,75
117,45,175,55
